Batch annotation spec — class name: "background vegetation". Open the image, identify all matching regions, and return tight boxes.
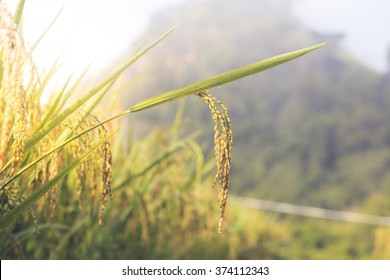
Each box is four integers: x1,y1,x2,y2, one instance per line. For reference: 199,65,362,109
1,0,390,259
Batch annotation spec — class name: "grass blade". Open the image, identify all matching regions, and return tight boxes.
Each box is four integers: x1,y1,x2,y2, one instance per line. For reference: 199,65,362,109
31,6,64,52
130,43,326,112
36,75,72,131
12,0,25,27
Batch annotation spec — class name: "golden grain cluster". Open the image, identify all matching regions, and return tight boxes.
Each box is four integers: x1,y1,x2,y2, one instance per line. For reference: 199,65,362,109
0,2,38,175
196,91,232,233
62,113,113,225
0,1,112,226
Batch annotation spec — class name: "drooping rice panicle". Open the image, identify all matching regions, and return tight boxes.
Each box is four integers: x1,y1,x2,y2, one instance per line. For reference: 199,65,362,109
96,118,113,226
196,91,232,233
11,83,27,175
48,151,58,221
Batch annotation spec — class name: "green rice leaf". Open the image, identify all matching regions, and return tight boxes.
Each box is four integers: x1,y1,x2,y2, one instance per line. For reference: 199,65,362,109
12,0,25,27
129,43,326,112
36,76,72,131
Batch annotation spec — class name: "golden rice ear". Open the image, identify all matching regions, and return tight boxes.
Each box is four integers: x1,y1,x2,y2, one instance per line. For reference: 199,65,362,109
12,83,27,175
98,131,113,226
0,1,39,175
48,151,59,222
196,91,232,233
88,115,113,226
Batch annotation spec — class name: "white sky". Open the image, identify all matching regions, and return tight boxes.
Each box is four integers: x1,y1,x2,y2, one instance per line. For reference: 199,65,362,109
293,0,390,72
3,0,390,96
4,0,183,99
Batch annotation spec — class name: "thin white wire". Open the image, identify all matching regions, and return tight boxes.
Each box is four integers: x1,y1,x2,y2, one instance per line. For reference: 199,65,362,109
232,195,390,227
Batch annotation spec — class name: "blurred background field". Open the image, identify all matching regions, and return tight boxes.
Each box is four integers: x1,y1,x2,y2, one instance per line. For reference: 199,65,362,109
1,0,390,259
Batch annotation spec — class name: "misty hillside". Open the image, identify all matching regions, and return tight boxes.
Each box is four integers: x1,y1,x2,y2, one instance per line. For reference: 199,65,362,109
122,0,390,213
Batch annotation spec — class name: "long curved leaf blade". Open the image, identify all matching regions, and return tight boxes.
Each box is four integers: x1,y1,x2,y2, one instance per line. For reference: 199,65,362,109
129,43,326,112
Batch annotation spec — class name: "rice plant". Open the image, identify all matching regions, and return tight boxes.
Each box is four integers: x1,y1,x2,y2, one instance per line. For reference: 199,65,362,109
0,0,325,258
